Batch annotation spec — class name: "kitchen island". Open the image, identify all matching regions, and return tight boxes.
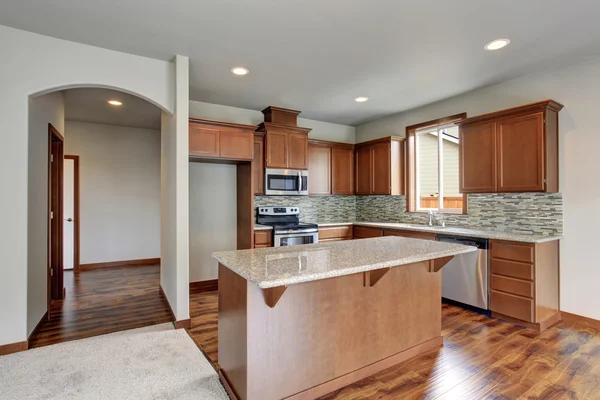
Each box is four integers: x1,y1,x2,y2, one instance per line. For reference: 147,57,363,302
213,236,476,400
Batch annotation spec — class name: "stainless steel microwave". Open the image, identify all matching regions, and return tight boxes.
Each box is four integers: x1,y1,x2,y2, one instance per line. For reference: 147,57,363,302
265,168,309,195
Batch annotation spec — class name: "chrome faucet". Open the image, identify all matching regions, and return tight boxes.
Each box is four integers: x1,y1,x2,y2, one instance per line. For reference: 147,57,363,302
427,210,435,226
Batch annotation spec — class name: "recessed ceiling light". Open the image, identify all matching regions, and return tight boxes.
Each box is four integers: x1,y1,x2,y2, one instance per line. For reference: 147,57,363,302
484,38,510,51
355,97,369,103
231,67,250,76
107,100,122,106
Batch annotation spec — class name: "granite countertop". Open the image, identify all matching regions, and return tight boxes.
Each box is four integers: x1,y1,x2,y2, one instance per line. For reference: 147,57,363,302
318,222,562,243
213,236,476,289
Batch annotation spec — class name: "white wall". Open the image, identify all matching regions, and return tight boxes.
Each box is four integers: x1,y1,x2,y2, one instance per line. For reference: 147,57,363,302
189,164,237,282
0,24,178,346
189,101,356,143
27,92,65,336
160,55,190,322
64,121,160,264
357,54,600,321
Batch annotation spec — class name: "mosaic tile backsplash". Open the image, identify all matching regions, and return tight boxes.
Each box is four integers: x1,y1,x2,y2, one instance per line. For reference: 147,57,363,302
254,196,356,223
255,193,563,236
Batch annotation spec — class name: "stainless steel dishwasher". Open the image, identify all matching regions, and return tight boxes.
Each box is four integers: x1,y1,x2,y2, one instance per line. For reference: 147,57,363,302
437,235,489,312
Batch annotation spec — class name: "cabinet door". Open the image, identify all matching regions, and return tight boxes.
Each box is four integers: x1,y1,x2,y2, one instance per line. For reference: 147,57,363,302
266,131,288,168
459,122,497,193
308,144,331,194
189,125,219,157
331,148,354,195
496,113,545,192
288,132,309,169
355,146,372,195
371,142,391,195
253,135,264,195
219,130,253,160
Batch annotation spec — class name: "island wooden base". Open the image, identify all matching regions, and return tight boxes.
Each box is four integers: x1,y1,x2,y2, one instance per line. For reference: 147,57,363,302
218,260,445,400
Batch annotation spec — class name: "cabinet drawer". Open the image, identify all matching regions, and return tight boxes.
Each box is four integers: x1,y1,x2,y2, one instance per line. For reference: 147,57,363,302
353,226,383,239
490,290,534,322
491,275,534,298
490,258,534,280
491,241,534,262
319,226,352,240
254,230,272,246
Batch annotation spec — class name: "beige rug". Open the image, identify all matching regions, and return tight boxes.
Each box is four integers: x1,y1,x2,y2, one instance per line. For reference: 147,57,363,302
0,323,228,400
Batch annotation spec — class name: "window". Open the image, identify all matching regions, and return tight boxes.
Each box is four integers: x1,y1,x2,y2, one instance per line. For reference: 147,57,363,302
406,113,466,214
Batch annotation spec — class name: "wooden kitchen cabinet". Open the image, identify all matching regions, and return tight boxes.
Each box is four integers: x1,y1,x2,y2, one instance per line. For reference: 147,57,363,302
318,225,353,242
354,136,405,195
257,124,311,170
489,239,560,331
254,230,272,248
253,133,265,195
308,140,354,195
189,118,256,161
308,142,331,195
353,226,383,239
331,147,354,195
457,100,563,193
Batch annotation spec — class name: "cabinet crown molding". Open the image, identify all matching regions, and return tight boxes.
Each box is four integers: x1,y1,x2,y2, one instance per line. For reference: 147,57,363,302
355,136,405,149
189,118,257,131
256,122,312,134
456,100,564,127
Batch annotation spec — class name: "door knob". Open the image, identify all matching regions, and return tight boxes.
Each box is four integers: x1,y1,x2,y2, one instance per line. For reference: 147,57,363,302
65,218,73,222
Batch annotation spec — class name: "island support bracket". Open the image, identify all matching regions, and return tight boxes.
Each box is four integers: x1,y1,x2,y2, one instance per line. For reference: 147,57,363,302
363,268,391,287
263,286,288,308
428,256,454,273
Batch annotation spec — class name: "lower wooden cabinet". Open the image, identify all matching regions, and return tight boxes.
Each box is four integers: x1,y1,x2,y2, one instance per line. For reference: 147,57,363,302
489,239,560,330
318,225,352,242
254,230,272,248
353,226,383,239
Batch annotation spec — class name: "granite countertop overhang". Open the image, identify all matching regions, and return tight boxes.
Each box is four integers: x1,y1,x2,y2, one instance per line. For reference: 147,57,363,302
213,236,477,289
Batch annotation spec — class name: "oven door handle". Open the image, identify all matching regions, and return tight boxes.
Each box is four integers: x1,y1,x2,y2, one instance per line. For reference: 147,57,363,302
275,229,318,235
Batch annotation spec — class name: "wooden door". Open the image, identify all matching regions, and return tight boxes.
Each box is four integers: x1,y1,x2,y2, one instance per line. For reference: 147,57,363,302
287,132,308,169
219,130,253,160
459,122,497,193
253,135,264,195
371,142,391,195
189,125,219,157
308,144,331,194
49,125,65,303
496,113,545,192
355,146,372,194
266,131,288,168
331,147,354,195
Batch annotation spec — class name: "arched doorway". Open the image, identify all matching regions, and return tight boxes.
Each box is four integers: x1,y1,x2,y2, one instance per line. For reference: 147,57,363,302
27,86,176,347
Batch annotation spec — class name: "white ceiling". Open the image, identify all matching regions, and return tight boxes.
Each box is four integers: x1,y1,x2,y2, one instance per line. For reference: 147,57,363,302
3,0,600,126
64,88,161,130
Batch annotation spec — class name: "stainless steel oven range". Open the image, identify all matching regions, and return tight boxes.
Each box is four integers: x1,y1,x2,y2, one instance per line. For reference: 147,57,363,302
256,206,318,247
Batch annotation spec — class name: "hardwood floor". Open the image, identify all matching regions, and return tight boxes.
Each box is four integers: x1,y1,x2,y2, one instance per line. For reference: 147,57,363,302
29,265,173,348
188,290,600,400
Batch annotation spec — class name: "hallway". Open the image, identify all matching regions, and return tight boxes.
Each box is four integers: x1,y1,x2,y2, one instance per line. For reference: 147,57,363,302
28,265,173,348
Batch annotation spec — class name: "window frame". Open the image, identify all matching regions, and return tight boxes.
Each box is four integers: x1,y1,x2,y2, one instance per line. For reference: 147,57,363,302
406,113,467,214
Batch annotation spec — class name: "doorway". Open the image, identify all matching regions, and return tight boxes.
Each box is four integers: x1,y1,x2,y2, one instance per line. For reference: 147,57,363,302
48,124,65,307
63,155,80,271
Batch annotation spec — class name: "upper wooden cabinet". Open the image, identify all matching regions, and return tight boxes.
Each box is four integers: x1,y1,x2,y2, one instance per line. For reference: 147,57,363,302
354,137,405,195
308,140,354,195
253,133,265,195
457,100,563,193
256,123,311,170
189,118,256,161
